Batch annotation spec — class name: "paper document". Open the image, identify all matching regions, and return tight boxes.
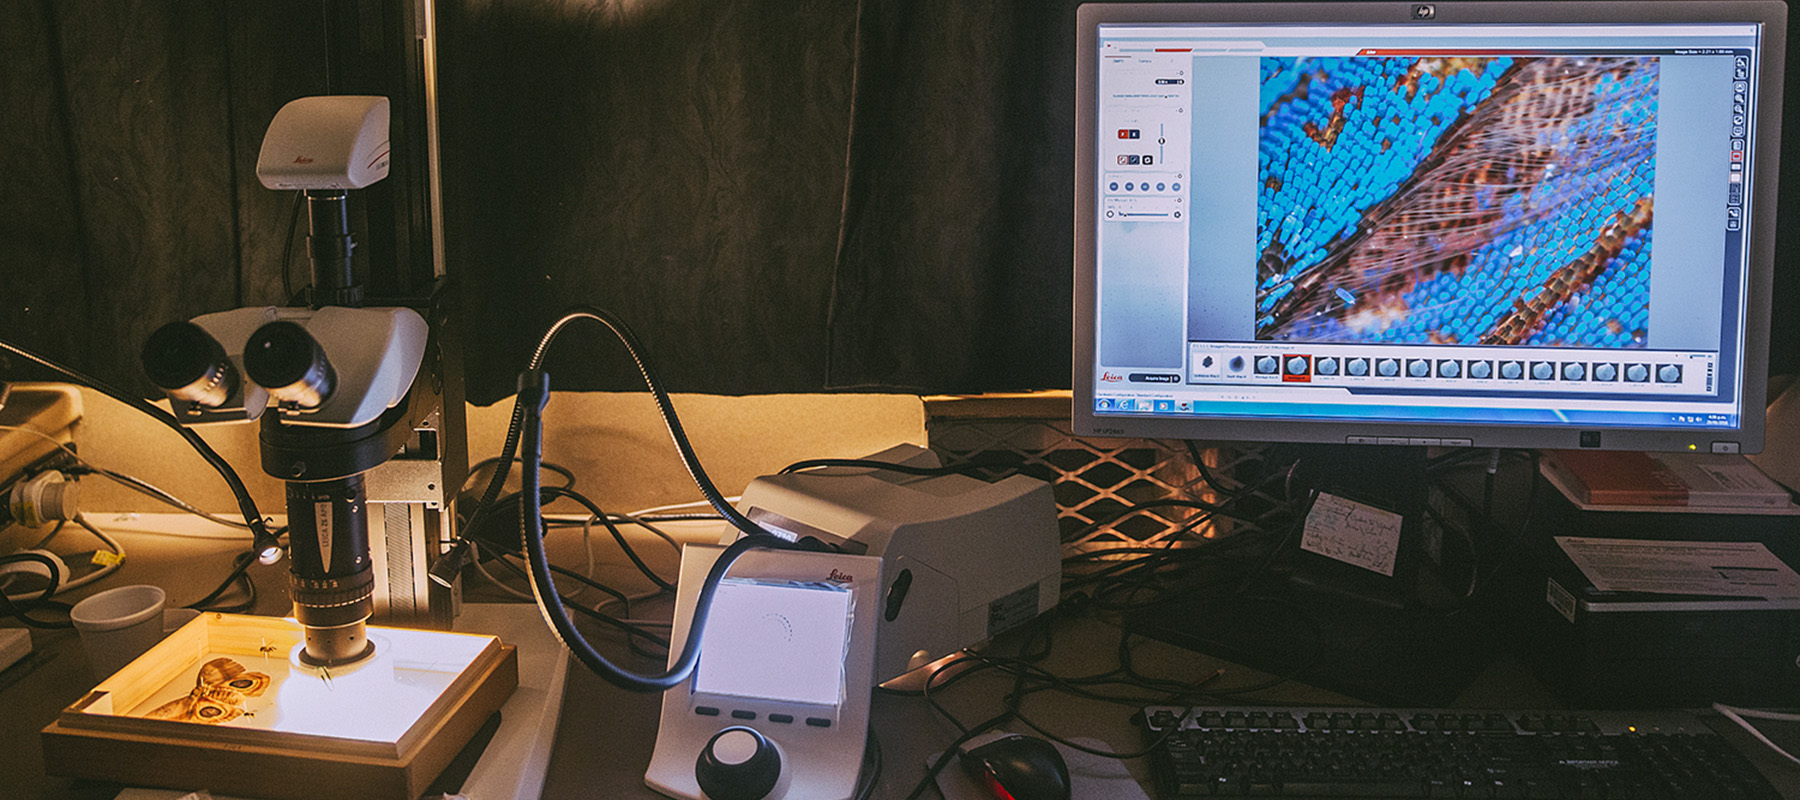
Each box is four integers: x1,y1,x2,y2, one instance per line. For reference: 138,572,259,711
1301,492,1402,577
1554,537,1800,600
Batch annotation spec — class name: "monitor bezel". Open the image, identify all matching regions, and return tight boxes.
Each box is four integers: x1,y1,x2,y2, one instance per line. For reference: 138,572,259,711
1072,0,1787,453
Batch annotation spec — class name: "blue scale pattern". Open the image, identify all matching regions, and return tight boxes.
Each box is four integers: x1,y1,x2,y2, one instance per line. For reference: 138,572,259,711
1257,57,1509,299
1256,57,1658,349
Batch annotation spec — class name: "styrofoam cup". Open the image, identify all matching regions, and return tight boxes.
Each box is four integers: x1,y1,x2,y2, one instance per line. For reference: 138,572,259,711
69,584,167,679
162,606,201,633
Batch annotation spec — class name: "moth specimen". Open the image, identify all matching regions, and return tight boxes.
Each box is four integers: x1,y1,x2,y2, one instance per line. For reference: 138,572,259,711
144,657,272,724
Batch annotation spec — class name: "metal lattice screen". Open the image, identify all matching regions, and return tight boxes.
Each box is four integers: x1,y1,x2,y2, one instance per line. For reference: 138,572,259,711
922,395,1270,556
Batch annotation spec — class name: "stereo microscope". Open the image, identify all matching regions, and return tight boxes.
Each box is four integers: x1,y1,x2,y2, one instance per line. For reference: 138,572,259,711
141,96,459,667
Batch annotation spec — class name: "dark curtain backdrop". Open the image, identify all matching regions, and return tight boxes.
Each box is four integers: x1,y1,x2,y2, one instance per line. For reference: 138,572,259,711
0,0,324,394
438,0,1080,403
8,0,1800,405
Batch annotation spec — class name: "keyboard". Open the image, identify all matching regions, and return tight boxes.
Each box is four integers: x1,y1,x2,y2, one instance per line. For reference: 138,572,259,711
1140,705,1783,799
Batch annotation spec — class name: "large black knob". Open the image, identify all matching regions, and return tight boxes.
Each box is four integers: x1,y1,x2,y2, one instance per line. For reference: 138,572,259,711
695,726,781,800
141,321,238,408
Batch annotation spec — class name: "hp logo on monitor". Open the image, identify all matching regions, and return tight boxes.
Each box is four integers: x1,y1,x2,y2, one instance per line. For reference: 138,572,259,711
1412,4,1436,19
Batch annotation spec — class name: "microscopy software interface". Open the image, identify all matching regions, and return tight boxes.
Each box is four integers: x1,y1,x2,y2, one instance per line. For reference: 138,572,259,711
1091,21,1765,435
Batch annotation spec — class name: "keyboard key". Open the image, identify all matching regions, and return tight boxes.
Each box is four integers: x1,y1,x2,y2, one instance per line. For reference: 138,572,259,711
1144,706,1784,800
1283,778,1424,797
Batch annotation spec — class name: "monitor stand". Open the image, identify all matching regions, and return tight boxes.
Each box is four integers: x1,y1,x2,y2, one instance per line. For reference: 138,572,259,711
1283,444,1429,609
1125,580,1504,706
1126,443,1506,706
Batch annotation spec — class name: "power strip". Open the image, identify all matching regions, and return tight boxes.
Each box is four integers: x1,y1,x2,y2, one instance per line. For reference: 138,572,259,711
0,628,30,673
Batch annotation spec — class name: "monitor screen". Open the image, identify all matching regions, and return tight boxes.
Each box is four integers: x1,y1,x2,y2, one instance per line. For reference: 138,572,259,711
1073,1,1786,454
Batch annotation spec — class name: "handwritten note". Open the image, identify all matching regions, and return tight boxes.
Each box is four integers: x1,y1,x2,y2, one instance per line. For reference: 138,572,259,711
1301,492,1402,576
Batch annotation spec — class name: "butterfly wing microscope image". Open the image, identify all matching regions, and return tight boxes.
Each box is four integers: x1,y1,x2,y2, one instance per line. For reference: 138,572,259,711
1255,55,1658,348
143,657,273,725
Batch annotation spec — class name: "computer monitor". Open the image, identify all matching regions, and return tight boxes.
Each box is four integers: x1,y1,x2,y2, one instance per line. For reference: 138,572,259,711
1073,1,1786,455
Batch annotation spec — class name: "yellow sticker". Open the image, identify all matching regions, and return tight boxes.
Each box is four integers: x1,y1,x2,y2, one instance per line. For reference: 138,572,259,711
90,550,124,567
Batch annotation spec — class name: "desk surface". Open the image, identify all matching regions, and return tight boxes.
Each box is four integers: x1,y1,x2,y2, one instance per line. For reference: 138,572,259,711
8,517,1800,800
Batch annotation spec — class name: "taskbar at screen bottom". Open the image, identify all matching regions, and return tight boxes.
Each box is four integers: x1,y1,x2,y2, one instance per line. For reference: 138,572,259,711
1091,395,1738,431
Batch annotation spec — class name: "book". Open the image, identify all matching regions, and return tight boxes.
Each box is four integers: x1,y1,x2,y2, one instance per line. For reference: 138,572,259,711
1541,449,1796,508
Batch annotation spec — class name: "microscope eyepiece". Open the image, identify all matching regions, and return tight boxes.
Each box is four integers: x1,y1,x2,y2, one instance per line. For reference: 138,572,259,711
245,321,336,409
141,321,239,408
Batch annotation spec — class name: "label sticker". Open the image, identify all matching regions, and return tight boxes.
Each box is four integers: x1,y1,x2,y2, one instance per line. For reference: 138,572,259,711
987,583,1041,637
1301,492,1402,577
315,501,334,568
1554,536,1800,600
1546,578,1577,624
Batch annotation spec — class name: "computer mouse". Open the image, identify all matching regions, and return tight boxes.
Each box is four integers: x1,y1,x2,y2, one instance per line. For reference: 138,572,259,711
957,732,1072,800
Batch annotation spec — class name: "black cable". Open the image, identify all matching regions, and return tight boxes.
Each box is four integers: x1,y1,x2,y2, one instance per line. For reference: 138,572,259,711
201,573,258,615
67,465,276,532
1059,497,1247,543
0,593,72,629
518,365,796,692
0,340,280,562
461,456,576,494
882,590,1252,795
905,657,1018,800
1186,439,1264,507
435,305,784,587
0,551,62,606
0,551,73,628
904,721,1007,800
562,601,670,652
1066,526,1280,614
481,544,633,615
851,731,882,800
486,555,671,649
1234,491,1317,595
967,656,1212,759
904,636,1223,767
459,403,530,547
455,488,653,610
524,308,778,538
921,654,991,735
1112,630,1221,699
280,189,303,303
185,549,260,613
980,608,1228,706
1461,449,1544,602
538,485,677,594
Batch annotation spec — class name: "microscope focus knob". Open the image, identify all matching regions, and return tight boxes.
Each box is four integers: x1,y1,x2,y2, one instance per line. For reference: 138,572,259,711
696,726,781,800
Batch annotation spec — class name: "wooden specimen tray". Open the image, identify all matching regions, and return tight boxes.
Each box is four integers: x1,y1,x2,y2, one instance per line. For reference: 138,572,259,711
42,612,518,800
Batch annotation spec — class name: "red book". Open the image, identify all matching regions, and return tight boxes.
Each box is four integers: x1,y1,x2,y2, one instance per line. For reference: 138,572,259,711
1542,450,1793,508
